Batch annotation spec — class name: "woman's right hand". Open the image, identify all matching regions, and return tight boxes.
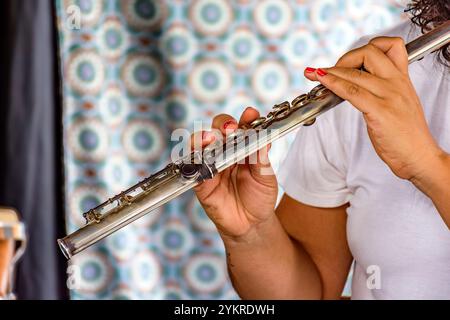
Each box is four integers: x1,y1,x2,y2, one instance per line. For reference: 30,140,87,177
193,107,279,242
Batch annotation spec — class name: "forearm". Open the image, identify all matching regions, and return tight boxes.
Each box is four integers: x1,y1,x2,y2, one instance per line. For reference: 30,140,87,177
411,151,450,229
221,214,322,299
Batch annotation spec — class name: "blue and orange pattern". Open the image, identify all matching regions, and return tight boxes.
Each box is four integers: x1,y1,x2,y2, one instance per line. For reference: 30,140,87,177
56,0,406,300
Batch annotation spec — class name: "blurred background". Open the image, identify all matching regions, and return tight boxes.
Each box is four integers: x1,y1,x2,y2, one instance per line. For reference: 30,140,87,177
0,0,408,300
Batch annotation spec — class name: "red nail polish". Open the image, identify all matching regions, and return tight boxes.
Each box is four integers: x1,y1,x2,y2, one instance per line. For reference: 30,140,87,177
223,120,236,130
305,67,316,73
202,131,213,140
317,68,327,76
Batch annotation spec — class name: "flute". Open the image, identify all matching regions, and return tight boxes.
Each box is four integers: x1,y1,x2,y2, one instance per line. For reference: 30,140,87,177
58,21,450,259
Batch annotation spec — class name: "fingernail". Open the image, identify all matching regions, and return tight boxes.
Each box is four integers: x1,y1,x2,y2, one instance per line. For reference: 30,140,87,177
202,131,214,140
305,67,316,73
317,68,327,76
223,120,237,130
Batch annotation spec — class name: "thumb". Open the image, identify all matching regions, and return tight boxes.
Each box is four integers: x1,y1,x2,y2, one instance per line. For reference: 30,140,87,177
248,143,275,184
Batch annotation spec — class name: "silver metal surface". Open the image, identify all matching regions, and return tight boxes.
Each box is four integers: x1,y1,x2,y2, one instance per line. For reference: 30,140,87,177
58,22,450,259
406,21,450,63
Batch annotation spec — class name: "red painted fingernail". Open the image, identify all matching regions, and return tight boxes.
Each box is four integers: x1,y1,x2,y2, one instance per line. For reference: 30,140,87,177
317,68,327,76
305,67,316,73
202,131,214,140
223,120,237,130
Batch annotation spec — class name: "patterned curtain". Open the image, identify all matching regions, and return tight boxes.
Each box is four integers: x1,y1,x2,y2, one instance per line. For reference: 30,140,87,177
56,0,405,300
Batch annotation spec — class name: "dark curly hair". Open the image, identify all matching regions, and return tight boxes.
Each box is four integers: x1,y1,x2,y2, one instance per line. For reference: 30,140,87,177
406,0,450,66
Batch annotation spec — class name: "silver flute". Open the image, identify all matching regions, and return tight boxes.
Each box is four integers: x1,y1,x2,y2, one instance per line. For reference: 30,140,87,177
59,21,450,259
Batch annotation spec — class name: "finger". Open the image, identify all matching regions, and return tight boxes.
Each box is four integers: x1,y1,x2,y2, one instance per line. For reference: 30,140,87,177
314,69,380,115
239,107,260,126
313,67,386,97
189,130,216,151
369,37,408,75
194,169,222,202
304,67,318,81
335,43,398,78
211,114,238,135
248,144,275,181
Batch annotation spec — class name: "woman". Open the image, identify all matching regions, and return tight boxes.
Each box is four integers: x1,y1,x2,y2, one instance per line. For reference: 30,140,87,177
192,0,450,300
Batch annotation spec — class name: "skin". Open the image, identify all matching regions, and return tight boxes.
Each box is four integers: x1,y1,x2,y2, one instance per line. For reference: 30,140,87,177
193,36,450,299
0,240,14,297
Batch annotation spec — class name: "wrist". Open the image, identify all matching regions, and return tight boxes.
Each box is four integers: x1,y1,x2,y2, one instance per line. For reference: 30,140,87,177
220,213,278,249
410,148,450,197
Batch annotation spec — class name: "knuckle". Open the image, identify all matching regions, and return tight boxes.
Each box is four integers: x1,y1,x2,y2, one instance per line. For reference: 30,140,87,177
393,37,405,46
327,74,339,86
212,113,232,128
369,36,384,45
348,68,363,79
365,43,378,54
336,55,347,66
346,83,360,96
336,48,357,66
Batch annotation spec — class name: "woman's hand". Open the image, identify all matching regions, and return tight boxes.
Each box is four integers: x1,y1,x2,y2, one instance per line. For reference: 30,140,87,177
304,36,447,182
192,108,278,242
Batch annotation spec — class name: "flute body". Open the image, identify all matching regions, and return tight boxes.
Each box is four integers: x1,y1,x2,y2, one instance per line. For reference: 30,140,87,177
58,21,450,259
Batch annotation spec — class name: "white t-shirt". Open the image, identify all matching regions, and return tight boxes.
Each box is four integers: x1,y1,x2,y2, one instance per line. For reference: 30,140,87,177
277,21,450,300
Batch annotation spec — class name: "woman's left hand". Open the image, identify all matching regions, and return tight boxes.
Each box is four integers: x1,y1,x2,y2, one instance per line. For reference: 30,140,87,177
304,36,447,182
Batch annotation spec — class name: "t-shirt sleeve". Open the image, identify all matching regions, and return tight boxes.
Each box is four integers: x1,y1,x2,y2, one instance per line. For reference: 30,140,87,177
277,107,352,208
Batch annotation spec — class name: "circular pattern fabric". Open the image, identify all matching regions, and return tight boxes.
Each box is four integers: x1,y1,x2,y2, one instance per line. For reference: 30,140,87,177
68,118,109,163
362,6,396,35
254,0,293,38
122,55,165,97
99,87,129,127
130,251,161,292
70,251,114,296
325,20,358,56
122,119,166,163
226,27,262,68
252,60,289,103
101,154,133,194
184,254,227,294
189,59,232,103
158,219,194,260
164,92,194,128
57,0,406,300
163,283,187,300
282,29,318,67
161,25,198,68
66,50,105,95
121,0,166,30
310,0,340,32
190,0,233,36
98,19,129,60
